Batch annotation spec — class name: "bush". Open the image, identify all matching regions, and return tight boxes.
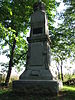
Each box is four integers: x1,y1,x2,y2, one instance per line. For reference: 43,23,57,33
0,74,6,83
63,74,75,82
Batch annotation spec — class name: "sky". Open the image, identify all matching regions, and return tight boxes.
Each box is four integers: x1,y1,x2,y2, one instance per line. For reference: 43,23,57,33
54,0,69,28
0,0,75,76
0,55,8,63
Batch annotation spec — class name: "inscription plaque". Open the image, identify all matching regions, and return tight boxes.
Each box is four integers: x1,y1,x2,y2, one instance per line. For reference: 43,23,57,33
33,27,42,34
30,42,43,65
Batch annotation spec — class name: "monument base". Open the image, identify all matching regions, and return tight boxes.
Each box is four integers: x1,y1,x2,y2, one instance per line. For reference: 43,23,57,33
13,80,59,96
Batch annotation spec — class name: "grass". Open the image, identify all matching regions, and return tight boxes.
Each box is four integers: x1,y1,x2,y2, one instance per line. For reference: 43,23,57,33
63,85,75,91
60,85,75,100
0,85,75,100
72,75,75,78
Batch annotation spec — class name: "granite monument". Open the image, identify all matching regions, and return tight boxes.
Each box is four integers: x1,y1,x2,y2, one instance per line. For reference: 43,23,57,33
13,1,59,95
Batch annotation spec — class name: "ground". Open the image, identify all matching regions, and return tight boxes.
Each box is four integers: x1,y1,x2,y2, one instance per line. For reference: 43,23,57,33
0,85,75,100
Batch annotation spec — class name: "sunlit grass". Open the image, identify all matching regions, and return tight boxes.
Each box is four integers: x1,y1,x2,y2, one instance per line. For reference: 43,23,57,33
72,75,75,78
63,85,75,91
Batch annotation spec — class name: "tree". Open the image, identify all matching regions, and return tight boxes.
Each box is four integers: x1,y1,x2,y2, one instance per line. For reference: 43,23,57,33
63,0,75,59
51,0,75,81
0,0,32,86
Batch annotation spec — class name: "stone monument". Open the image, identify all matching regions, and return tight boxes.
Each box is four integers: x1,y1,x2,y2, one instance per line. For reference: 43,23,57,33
13,1,59,95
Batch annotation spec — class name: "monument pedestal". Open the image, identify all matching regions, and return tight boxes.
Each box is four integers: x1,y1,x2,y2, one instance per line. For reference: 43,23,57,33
12,1,59,95
13,80,59,95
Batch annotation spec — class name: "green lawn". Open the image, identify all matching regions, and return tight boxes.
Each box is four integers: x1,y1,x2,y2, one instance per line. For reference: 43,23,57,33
63,85,75,91
60,85,75,100
0,85,75,100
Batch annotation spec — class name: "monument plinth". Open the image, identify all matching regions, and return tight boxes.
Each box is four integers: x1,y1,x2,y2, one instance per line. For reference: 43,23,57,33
13,1,59,95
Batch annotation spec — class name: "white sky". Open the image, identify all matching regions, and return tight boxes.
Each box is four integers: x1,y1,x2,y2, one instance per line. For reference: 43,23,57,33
0,55,8,63
54,0,68,28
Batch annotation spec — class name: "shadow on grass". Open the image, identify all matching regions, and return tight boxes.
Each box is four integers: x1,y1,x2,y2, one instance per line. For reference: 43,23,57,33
59,90,75,100
59,85,75,100
0,90,58,100
0,86,75,100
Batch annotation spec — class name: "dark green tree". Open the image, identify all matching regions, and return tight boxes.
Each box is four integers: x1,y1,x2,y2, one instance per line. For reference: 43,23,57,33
51,0,75,81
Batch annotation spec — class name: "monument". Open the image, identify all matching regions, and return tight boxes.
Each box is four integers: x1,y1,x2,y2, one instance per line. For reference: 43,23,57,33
13,1,59,95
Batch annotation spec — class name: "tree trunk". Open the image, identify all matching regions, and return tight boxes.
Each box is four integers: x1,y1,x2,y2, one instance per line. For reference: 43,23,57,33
5,33,17,86
57,62,60,79
61,60,63,81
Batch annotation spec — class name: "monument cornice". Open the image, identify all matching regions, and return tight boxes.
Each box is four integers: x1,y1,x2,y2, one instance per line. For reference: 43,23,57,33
27,35,51,44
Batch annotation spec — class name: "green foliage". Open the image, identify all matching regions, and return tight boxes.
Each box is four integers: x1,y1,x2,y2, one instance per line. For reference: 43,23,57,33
51,0,75,59
60,0,75,57
51,0,75,81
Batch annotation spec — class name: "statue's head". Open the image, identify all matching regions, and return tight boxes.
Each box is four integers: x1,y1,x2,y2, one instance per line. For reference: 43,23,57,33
33,1,45,12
